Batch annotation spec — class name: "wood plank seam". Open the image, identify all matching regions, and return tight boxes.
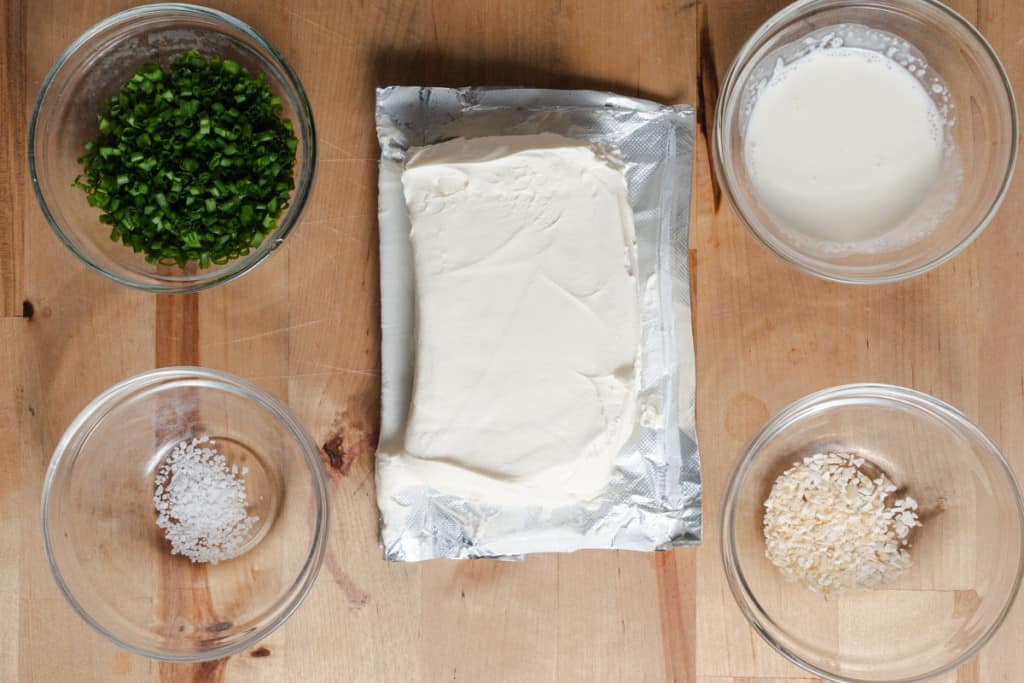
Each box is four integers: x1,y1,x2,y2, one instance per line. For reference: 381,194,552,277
0,0,27,317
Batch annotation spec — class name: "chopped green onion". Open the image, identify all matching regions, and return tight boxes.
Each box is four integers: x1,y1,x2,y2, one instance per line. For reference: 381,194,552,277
73,49,297,269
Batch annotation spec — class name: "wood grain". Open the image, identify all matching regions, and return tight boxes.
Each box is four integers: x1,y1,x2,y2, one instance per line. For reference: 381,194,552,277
0,0,26,316
2,0,1023,681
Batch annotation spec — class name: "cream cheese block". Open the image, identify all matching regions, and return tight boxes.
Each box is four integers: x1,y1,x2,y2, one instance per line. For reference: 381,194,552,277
380,133,641,508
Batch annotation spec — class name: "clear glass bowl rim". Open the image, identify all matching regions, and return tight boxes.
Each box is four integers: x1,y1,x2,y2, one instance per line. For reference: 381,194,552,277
712,0,1019,285
40,366,331,662
27,2,318,294
720,382,1024,682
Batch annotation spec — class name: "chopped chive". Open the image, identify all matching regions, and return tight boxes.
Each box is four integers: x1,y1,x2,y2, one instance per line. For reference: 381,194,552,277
72,49,297,269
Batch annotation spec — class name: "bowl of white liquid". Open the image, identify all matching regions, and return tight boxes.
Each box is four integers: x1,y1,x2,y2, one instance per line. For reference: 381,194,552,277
715,0,1017,283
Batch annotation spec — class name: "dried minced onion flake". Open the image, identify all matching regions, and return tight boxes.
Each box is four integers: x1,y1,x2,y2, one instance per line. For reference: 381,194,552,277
154,436,258,564
763,451,920,595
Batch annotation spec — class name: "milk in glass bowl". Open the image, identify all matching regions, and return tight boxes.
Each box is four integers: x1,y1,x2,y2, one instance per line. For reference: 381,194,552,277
714,0,1016,284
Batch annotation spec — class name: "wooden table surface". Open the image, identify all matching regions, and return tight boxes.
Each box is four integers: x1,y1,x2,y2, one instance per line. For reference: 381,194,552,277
3,1,1023,681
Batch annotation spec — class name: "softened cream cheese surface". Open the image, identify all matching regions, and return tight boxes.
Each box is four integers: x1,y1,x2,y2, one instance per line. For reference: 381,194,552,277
381,133,640,507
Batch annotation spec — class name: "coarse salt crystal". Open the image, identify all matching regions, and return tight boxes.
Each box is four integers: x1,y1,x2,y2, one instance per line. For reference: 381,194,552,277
153,436,259,564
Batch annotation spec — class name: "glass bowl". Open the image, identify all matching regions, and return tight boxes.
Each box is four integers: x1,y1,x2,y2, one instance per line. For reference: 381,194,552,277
721,384,1024,682
29,4,316,293
714,0,1017,284
41,367,329,661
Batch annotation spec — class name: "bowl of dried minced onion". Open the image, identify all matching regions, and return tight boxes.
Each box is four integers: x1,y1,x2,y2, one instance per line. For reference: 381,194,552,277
721,384,1024,682
41,367,329,661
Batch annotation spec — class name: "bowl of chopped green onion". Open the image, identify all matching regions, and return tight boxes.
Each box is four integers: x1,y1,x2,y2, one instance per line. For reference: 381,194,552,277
29,3,315,293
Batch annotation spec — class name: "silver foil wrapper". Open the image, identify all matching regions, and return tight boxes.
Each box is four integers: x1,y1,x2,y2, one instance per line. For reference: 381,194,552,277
375,87,700,561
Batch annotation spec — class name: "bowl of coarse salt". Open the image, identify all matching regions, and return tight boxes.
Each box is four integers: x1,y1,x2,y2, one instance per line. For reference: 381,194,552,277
41,367,329,661
721,384,1024,682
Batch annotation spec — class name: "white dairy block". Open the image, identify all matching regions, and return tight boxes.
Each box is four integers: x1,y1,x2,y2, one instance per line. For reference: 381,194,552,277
382,133,641,507
744,47,944,242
